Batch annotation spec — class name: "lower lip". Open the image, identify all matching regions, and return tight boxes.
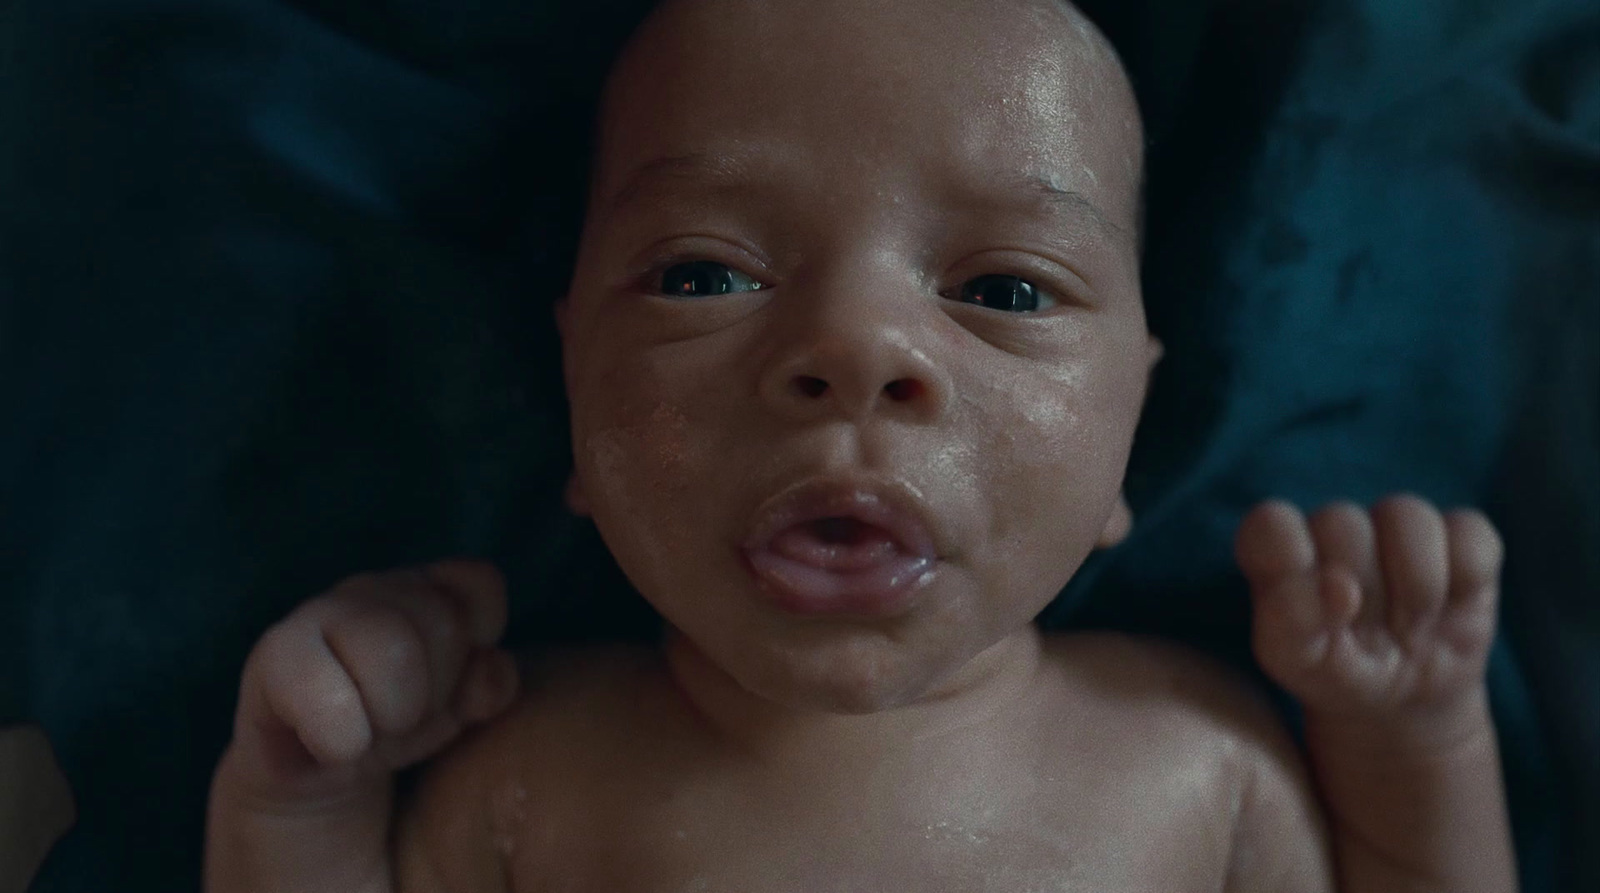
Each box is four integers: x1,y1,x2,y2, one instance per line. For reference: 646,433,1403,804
741,547,937,617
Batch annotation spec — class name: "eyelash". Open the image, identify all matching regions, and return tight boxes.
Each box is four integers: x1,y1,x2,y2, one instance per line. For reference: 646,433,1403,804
639,252,765,292
639,253,1080,310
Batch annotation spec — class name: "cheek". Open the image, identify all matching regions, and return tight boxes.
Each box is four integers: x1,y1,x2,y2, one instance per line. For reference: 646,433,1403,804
969,351,1141,555
573,355,711,560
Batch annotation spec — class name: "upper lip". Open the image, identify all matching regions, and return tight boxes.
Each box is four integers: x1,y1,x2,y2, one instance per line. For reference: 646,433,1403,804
740,475,943,560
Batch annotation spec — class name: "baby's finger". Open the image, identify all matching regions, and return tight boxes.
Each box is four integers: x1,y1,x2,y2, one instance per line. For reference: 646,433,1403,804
1442,510,1504,649
320,605,432,737
452,649,522,726
1251,574,1331,665
1317,564,1364,629
1247,536,1350,689
1445,509,1504,606
342,571,472,714
1372,494,1450,646
367,650,520,771
370,711,466,772
1235,500,1316,584
1238,503,1341,681
1308,502,1381,626
253,622,373,767
423,560,510,648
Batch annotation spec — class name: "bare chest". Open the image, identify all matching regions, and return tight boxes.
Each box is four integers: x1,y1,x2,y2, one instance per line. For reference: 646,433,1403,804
466,637,1255,893
499,734,1238,893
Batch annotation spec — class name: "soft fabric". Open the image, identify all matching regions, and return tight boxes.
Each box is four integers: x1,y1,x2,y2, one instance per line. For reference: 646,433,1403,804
0,1,1593,891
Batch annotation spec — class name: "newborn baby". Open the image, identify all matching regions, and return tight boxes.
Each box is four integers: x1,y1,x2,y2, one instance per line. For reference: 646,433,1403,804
206,0,1518,890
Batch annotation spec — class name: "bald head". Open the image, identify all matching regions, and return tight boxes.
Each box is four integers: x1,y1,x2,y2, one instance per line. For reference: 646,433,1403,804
586,0,1145,249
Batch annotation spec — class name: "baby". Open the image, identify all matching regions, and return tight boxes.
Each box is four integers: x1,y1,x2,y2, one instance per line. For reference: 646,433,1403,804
205,0,1518,890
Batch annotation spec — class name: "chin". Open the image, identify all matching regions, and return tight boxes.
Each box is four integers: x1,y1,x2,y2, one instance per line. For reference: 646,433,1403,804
739,635,954,715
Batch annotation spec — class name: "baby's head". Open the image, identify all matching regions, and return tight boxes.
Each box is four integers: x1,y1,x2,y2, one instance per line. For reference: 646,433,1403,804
556,0,1162,712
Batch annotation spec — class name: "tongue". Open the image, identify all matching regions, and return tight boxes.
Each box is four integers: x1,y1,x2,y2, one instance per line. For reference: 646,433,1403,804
769,518,900,571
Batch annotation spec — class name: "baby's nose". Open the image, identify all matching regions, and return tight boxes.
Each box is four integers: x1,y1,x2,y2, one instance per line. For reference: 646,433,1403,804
789,370,929,403
757,325,953,425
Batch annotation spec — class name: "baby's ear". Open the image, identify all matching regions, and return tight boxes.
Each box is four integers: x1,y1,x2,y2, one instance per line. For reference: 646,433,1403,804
554,295,571,338
1095,493,1134,549
1137,336,1165,410
564,470,592,517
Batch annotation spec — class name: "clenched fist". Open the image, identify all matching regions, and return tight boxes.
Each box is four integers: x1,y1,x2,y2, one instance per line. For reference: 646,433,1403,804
206,560,520,893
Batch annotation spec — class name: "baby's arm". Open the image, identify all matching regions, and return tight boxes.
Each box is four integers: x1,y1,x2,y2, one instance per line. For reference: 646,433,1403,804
1235,495,1517,892
204,562,520,893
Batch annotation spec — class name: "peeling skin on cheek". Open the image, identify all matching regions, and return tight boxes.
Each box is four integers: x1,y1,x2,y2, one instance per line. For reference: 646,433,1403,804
1017,389,1079,442
578,355,695,494
966,364,1090,469
920,439,982,510
952,344,1134,580
647,402,693,469
580,391,701,583
1024,362,1090,428
585,404,693,484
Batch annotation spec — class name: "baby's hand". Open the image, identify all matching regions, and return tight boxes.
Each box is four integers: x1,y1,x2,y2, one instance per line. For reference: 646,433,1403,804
206,560,519,893
1235,495,1502,738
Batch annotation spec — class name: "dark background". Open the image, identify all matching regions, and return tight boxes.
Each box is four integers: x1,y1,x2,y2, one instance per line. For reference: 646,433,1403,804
1,0,1595,890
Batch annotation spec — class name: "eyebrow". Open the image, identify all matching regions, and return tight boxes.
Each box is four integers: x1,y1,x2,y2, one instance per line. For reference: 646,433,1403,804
605,152,1126,241
997,172,1127,241
603,152,751,213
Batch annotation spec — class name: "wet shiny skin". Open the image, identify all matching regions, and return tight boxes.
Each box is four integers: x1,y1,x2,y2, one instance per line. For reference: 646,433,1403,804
401,635,1310,892
561,0,1158,719
395,0,1321,888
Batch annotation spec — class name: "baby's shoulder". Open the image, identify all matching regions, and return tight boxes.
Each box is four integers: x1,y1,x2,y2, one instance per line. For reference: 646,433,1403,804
393,643,668,887
1026,634,1332,889
454,640,670,765
1035,631,1299,769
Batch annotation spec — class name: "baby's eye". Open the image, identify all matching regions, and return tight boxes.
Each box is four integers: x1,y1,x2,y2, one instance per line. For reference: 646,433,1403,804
657,260,765,299
954,274,1053,313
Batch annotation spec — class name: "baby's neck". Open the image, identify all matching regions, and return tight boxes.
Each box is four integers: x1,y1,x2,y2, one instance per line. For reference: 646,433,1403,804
661,626,1044,763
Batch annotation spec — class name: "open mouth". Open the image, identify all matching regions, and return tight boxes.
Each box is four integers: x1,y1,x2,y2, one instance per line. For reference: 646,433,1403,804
740,482,941,617
769,516,901,571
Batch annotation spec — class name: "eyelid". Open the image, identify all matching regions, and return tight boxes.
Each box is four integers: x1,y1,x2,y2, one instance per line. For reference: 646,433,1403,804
949,252,1095,313
643,258,769,300
630,235,773,277
629,238,774,293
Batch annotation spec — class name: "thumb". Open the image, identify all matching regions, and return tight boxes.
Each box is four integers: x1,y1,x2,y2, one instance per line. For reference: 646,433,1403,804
453,649,522,725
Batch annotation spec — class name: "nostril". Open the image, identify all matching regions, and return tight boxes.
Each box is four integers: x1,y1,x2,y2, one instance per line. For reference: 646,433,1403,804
795,375,829,398
883,379,924,402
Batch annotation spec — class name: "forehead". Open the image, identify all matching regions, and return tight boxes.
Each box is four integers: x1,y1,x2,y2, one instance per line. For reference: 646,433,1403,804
594,0,1142,225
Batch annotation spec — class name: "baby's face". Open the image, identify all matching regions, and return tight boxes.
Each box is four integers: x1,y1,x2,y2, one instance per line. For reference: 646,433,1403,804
559,0,1159,712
